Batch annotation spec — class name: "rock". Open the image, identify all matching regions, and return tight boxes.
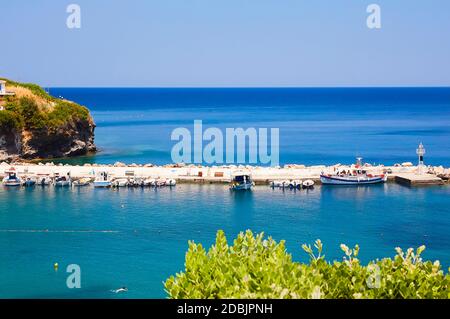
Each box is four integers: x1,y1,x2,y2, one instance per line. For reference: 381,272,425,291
144,163,154,167
114,162,126,167
401,162,414,167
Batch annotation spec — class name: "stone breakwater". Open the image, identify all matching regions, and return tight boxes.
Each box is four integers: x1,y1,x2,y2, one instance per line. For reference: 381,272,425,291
1,161,449,185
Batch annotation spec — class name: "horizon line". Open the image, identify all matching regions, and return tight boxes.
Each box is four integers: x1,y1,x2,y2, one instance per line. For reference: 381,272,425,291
46,85,450,89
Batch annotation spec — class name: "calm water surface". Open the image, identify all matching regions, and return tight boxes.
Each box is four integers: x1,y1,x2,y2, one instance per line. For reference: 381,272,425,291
0,184,449,298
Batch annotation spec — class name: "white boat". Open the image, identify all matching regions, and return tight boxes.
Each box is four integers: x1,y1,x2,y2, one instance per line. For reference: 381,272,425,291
143,178,156,187
94,171,112,188
112,178,129,187
2,169,21,186
37,175,52,186
302,179,315,189
156,178,166,187
54,176,71,187
289,180,301,189
72,177,91,186
166,179,177,186
230,172,253,190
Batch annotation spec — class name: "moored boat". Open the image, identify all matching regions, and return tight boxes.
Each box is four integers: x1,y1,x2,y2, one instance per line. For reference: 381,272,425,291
94,171,112,188
166,179,177,187
230,172,254,190
54,175,71,187
302,179,315,189
112,178,129,187
2,168,21,187
320,173,387,185
37,174,52,186
72,177,91,186
23,177,37,187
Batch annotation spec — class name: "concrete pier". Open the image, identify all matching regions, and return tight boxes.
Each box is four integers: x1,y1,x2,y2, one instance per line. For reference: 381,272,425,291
1,161,449,187
395,174,444,186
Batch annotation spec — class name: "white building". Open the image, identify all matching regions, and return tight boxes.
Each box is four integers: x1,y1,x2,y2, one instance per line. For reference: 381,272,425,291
0,80,6,95
0,80,15,110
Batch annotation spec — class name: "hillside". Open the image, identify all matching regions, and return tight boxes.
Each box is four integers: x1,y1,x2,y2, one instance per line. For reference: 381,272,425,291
0,78,96,161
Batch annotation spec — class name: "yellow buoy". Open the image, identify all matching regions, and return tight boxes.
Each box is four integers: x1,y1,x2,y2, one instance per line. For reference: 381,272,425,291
54,262,59,271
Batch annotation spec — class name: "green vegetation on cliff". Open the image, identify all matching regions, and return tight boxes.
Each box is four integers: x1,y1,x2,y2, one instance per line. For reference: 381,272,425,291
0,78,90,131
0,78,96,159
165,230,450,299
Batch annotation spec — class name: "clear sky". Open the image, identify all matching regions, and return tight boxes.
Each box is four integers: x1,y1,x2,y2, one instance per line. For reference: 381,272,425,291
1,0,450,87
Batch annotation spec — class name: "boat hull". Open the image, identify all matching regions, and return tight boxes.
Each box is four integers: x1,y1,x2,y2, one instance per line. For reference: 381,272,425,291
320,175,386,185
94,181,112,188
231,182,253,190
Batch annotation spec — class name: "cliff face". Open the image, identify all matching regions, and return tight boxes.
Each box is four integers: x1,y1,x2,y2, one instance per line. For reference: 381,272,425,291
0,79,96,161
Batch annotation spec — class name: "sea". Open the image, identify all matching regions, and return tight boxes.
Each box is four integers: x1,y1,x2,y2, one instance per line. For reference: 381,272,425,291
0,88,449,298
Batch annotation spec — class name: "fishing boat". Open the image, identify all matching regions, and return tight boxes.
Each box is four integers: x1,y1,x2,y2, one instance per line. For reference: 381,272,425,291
320,173,387,185
230,172,254,190
94,171,112,188
72,177,91,186
321,157,387,186
2,169,21,186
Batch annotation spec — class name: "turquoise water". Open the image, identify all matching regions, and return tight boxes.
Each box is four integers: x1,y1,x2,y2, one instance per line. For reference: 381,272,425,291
0,184,449,298
1,88,450,298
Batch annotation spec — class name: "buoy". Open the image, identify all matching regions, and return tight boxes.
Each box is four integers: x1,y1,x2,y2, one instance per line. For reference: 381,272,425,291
54,262,59,271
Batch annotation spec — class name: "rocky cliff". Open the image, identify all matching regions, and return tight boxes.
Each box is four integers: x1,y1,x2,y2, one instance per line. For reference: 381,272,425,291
0,79,96,161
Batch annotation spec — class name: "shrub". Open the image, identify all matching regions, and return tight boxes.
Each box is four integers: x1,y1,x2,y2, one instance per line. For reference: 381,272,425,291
0,110,23,130
164,230,450,299
17,97,47,129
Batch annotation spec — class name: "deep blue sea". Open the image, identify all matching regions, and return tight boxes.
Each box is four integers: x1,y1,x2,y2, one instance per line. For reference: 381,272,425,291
50,88,450,166
1,88,449,298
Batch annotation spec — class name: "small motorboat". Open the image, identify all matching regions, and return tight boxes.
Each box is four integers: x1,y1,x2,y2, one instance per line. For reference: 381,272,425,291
230,172,254,190
166,179,176,187
94,171,112,188
2,169,21,187
302,179,315,189
156,178,166,187
23,177,37,187
270,180,282,188
72,177,91,186
54,175,71,187
112,178,129,187
143,178,156,187
37,175,52,186
289,180,301,189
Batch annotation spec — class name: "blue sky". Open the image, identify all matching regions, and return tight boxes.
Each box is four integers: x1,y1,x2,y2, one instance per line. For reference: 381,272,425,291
1,0,450,87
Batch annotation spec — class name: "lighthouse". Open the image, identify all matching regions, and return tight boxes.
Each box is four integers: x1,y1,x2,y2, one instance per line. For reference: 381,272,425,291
416,142,426,174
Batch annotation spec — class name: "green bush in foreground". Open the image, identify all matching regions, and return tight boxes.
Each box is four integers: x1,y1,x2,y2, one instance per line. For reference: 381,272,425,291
165,230,450,299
